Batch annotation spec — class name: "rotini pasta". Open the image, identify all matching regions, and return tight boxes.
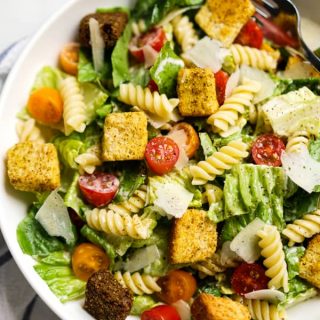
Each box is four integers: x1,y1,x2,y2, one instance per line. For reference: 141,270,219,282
207,78,261,135
192,253,226,277
172,15,198,52
190,140,249,185
60,77,87,135
286,130,310,153
16,119,45,143
118,83,179,121
243,298,286,320
282,209,320,246
203,184,223,205
131,19,147,36
85,208,152,239
257,225,289,292
75,144,102,174
108,185,147,215
230,44,278,71
114,271,161,295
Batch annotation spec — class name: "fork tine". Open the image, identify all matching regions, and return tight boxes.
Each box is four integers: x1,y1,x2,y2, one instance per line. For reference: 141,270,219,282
251,0,272,18
261,0,279,10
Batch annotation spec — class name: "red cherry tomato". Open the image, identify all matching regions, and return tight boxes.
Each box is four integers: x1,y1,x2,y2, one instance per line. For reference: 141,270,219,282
148,79,159,92
235,19,264,49
79,172,119,207
141,305,181,320
252,134,286,167
214,70,229,105
231,263,269,296
145,137,179,175
129,27,167,62
255,13,299,48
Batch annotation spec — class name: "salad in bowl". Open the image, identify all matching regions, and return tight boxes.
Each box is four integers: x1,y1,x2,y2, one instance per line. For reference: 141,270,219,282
3,0,320,319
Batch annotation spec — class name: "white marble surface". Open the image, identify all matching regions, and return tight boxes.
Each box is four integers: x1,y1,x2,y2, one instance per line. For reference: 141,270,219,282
0,0,68,52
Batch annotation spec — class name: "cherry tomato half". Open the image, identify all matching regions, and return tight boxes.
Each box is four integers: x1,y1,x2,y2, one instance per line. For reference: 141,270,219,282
252,134,286,167
148,79,159,92
72,243,110,281
156,270,197,304
231,262,269,296
145,137,179,175
235,19,263,49
59,42,80,76
79,172,119,207
214,70,229,105
129,27,167,62
141,305,181,320
255,13,299,48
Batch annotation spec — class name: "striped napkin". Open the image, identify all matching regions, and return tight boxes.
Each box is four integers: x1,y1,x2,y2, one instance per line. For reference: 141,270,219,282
0,40,59,320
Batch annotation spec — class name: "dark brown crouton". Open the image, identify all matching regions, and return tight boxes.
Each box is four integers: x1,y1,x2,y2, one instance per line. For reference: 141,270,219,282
79,12,128,49
84,269,133,320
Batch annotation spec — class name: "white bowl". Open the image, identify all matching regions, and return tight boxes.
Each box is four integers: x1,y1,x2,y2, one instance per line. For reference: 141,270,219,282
0,0,319,319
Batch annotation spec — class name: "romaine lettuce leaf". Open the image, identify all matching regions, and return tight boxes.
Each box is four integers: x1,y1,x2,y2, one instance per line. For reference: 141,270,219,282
111,22,132,87
199,132,216,158
131,296,158,315
129,65,151,87
17,207,64,256
150,42,184,97
284,246,305,280
277,78,320,95
34,251,86,302
32,66,63,90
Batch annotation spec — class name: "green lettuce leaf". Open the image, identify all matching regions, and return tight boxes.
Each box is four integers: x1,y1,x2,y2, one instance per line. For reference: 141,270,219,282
32,66,63,90
17,207,64,256
111,22,132,87
131,296,158,315
276,78,320,95
150,42,184,97
220,164,286,241
197,280,222,297
309,138,320,162
129,65,151,87
199,132,216,158
222,55,236,74
34,251,86,302
284,246,305,280
96,7,130,14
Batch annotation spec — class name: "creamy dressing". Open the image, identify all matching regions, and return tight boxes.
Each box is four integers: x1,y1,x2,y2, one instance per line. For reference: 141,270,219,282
301,17,320,51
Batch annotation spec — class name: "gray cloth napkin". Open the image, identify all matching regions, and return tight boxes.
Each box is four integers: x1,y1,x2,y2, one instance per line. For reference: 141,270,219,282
0,40,59,320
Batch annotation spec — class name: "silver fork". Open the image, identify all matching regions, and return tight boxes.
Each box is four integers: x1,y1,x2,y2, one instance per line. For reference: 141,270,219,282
252,0,320,71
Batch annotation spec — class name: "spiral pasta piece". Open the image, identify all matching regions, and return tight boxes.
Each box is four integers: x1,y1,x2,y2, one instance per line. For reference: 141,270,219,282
16,119,45,143
190,140,249,185
85,208,152,239
132,19,147,36
207,78,261,134
243,299,286,320
204,184,223,205
172,15,198,52
108,185,147,215
75,144,102,174
60,77,87,135
257,225,289,292
230,44,278,71
192,253,226,277
286,130,310,153
114,271,161,295
282,209,320,246
118,83,179,121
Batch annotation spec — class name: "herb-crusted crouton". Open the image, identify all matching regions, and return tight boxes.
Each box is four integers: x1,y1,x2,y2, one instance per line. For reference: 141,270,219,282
195,0,255,47
177,68,219,117
191,294,251,320
169,209,217,264
299,234,320,288
102,112,148,161
7,142,60,192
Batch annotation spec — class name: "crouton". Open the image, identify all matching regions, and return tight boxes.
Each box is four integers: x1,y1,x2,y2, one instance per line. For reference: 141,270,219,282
191,294,251,320
195,0,255,47
7,142,60,192
177,68,219,117
79,12,128,49
299,234,320,288
102,112,148,161
169,209,217,264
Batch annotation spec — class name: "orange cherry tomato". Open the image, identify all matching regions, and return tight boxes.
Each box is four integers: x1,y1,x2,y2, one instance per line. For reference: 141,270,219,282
59,42,80,76
27,87,63,125
72,243,110,281
156,270,197,304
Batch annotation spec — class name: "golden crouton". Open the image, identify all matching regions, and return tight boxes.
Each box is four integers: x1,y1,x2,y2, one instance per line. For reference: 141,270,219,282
177,68,219,117
191,294,251,320
299,234,320,288
169,209,217,264
102,112,148,161
195,0,255,47
7,142,60,192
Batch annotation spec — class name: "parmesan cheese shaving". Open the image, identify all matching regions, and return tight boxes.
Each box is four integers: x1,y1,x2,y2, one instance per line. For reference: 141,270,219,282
168,129,189,169
89,18,105,73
